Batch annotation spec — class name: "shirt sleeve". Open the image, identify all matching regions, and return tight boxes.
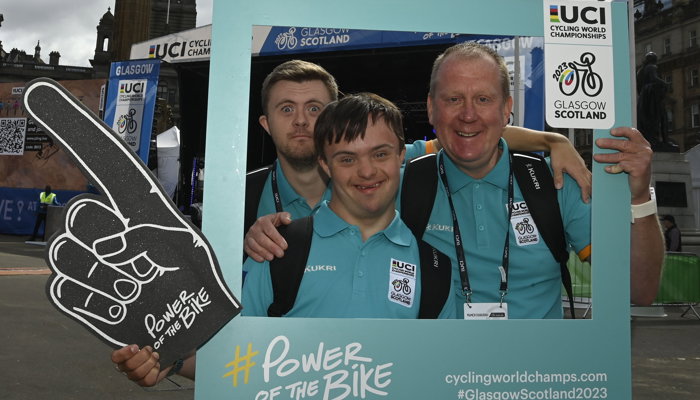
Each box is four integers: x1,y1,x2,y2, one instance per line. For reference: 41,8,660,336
404,140,428,161
241,258,274,317
557,171,592,259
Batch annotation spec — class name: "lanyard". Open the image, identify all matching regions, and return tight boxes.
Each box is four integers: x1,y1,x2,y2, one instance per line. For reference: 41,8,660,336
437,152,514,305
269,160,284,213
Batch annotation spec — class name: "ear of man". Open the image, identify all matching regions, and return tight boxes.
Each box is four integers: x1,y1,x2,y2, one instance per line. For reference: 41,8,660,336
259,115,271,136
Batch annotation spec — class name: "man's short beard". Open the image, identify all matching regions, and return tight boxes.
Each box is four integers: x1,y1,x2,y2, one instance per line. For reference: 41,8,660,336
280,148,318,171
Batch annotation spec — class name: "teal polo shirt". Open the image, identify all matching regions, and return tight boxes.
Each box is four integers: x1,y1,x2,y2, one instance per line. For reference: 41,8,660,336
417,139,591,319
242,202,456,319
255,161,332,221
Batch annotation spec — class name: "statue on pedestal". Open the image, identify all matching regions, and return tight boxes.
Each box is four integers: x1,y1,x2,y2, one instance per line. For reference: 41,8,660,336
636,52,678,152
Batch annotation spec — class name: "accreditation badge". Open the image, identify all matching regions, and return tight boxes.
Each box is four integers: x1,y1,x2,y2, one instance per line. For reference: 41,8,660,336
463,303,509,320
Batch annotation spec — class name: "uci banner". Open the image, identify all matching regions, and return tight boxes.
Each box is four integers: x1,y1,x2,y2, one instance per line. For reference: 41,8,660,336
103,59,160,162
199,0,633,399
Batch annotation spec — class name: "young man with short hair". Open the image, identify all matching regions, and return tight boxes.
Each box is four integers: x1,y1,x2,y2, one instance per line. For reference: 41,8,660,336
242,92,455,318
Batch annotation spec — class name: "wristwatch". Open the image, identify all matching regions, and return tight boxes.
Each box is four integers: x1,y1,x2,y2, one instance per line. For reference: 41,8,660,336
167,358,185,377
631,187,657,223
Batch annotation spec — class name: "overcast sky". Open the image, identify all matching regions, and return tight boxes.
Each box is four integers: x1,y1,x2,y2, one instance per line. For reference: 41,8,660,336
1,0,213,67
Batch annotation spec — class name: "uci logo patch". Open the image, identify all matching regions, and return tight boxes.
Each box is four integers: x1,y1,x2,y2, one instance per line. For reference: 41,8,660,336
388,258,416,308
509,201,540,246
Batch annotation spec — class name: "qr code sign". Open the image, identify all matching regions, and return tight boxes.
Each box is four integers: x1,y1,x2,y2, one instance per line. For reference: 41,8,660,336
0,118,27,155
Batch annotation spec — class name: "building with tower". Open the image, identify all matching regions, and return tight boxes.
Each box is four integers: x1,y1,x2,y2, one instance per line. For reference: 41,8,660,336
151,0,198,38
91,8,115,79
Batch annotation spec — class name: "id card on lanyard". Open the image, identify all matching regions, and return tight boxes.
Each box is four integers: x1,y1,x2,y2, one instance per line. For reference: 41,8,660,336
438,152,513,320
464,302,508,320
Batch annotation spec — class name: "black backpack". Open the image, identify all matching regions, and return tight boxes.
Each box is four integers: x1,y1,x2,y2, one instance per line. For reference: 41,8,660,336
244,165,275,240
400,152,576,318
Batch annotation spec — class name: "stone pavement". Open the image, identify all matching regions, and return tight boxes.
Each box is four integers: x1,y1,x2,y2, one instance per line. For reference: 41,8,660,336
0,234,193,400
1,234,698,399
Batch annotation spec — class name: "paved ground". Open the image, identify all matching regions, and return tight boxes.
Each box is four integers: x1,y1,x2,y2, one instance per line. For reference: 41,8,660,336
1,234,698,399
0,235,194,400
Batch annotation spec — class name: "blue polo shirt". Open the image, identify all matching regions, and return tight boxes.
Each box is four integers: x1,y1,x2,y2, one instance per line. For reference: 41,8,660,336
242,202,456,319
414,139,591,319
255,162,332,221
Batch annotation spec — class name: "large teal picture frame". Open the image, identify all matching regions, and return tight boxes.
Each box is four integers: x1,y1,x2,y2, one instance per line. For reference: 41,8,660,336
198,0,634,398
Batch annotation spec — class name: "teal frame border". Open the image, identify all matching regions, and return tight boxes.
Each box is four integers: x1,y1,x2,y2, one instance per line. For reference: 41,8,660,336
199,0,633,398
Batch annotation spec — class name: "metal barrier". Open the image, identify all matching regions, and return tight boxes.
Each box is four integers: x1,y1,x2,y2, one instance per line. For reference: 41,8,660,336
564,251,700,319
564,251,593,318
652,252,700,319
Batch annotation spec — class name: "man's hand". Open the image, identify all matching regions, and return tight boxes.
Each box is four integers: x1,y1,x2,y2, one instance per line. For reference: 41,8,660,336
593,126,663,305
112,345,166,387
244,212,292,262
23,78,241,366
593,127,653,203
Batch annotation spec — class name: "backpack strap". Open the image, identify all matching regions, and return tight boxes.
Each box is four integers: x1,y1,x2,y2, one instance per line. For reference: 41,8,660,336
402,153,452,318
417,240,452,318
510,151,576,319
267,215,314,317
401,154,438,240
244,165,273,240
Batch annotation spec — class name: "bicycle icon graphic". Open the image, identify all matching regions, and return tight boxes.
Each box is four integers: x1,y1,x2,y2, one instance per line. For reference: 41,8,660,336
275,27,298,50
392,278,412,295
515,218,535,235
116,108,138,134
555,52,603,97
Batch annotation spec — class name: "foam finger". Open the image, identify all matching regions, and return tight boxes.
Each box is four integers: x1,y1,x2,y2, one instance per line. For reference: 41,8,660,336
48,275,128,330
49,237,142,302
64,196,128,248
96,225,187,279
22,78,183,228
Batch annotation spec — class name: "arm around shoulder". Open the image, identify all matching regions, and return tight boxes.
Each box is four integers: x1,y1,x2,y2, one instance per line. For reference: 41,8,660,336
502,126,591,202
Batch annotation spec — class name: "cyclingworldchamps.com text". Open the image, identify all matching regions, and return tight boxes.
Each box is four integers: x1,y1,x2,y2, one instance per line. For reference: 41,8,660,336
445,370,608,387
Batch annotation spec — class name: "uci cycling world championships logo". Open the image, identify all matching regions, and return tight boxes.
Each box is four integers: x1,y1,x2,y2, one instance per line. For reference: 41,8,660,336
544,0,613,129
117,80,146,102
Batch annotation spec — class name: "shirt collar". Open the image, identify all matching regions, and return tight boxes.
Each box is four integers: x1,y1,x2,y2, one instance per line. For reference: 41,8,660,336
441,138,510,192
315,202,413,247
274,161,332,209
274,161,304,208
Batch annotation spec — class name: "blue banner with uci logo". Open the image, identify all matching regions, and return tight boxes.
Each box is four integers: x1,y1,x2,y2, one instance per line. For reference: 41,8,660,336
103,59,160,163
